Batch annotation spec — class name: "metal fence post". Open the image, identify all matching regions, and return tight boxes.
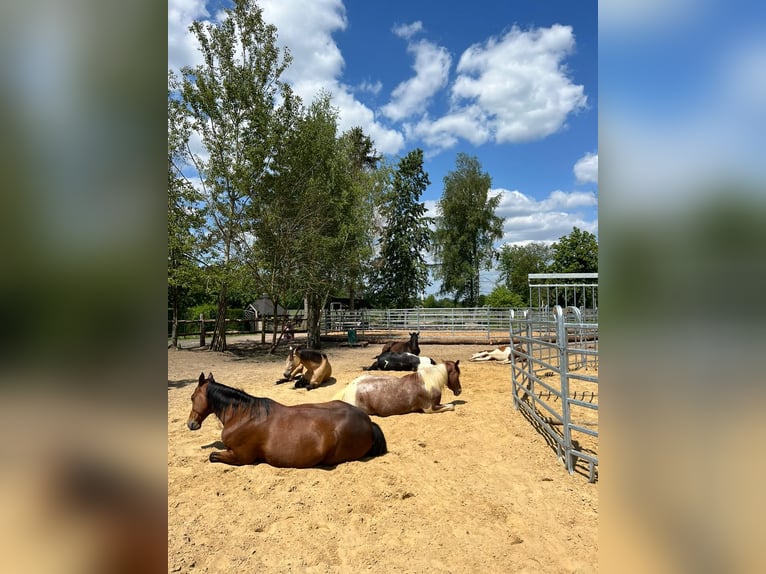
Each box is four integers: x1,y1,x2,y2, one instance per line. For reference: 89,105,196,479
554,305,574,474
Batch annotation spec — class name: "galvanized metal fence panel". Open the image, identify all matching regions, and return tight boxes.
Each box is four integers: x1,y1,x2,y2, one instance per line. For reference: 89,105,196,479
323,307,525,343
510,305,599,482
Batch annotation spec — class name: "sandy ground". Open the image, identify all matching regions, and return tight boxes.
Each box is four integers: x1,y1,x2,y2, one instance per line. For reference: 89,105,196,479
168,336,598,573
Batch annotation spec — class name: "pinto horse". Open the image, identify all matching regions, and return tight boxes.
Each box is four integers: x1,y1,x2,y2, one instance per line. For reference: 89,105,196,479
335,360,462,416
278,345,332,390
364,351,435,372
187,373,387,467
380,331,420,356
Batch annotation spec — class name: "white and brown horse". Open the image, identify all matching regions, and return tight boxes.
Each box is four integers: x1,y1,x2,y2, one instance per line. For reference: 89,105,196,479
334,360,462,416
277,345,333,390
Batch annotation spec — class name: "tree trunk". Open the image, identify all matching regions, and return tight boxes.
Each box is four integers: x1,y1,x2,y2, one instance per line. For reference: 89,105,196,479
171,314,178,349
169,289,179,349
305,292,322,348
210,286,228,352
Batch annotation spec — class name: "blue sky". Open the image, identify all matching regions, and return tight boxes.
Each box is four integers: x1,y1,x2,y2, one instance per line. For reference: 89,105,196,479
169,0,598,293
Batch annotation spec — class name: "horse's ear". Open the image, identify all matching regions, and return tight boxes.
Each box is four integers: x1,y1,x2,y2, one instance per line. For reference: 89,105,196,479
207,372,216,384
198,372,205,385
455,360,460,366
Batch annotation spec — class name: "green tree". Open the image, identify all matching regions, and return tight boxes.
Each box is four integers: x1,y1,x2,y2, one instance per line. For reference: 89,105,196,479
168,72,204,348
496,242,554,305
371,149,432,307
178,0,294,351
263,94,371,347
550,227,598,273
484,285,525,308
433,153,504,306
339,126,382,311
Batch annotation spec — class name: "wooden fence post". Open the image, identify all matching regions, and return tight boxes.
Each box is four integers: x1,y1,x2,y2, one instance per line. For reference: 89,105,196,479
199,313,206,347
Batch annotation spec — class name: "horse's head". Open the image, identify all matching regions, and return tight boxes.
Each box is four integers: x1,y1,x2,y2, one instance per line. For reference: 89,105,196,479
409,332,421,355
187,372,215,430
444,360,462,396
283,345,301,379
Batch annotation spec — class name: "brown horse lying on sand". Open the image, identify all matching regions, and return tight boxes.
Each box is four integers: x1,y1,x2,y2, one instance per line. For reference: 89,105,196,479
334,360,462,416
380,331,420,355
277,345,332,390
187,373,387,467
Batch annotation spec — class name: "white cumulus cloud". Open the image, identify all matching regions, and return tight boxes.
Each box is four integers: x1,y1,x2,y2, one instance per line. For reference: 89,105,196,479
392,21,424,39
451,24,587,143
574,152,598,183
381,38,452,122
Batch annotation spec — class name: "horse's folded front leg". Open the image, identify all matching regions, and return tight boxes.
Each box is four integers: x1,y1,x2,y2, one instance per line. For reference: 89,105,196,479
209,449,244,465
424,403,456,413
292,377,309,389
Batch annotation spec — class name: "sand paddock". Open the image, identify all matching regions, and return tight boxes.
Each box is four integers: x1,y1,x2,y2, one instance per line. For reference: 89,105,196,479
168,337,598,573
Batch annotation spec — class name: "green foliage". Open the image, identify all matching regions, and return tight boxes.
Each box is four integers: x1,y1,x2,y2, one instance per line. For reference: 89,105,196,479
371,148,433,308
168,71,205,335
257,94,378,345
186,304,245,321
550,227,598,273
175,0,296,350
483,286,525,308
420,294,456,308
185,303,217,321
433,153,504,306
496,242,554,305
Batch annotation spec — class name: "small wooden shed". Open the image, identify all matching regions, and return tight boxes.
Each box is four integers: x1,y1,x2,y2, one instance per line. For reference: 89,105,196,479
244,295,287,332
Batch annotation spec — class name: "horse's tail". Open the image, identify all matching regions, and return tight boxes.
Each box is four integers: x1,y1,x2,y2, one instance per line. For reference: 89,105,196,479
365,421,387,458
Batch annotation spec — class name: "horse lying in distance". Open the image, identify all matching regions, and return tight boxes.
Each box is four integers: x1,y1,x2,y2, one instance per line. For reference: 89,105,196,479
277,345,332,390
365,352,436,372
188,373,386,467
335,360,462,416
380,331,420,355
469,344,527,365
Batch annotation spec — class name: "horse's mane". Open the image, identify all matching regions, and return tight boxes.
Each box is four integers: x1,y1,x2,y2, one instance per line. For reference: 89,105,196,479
418,363,447,394
207,381,272,419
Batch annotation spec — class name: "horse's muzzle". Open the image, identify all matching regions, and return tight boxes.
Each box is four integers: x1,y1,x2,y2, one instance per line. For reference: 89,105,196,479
187,420,201,431
453,388,462,396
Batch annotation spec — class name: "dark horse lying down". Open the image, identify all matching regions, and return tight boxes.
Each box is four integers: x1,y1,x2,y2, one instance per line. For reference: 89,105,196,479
365,351,436,371
380,331,420,355
187,373,387,467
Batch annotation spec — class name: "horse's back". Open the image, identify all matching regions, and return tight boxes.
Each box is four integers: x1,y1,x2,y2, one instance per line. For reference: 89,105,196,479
276,401,376,465
343,373,425,416
369,351,421,371
299,348,328,364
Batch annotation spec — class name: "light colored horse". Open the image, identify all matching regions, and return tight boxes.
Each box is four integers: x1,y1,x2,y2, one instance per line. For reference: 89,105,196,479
334,361,461,416
470,345,526,364
279,345,332,390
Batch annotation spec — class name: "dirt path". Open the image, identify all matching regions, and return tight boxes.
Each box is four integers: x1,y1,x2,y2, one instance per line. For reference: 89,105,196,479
168,338,598,573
